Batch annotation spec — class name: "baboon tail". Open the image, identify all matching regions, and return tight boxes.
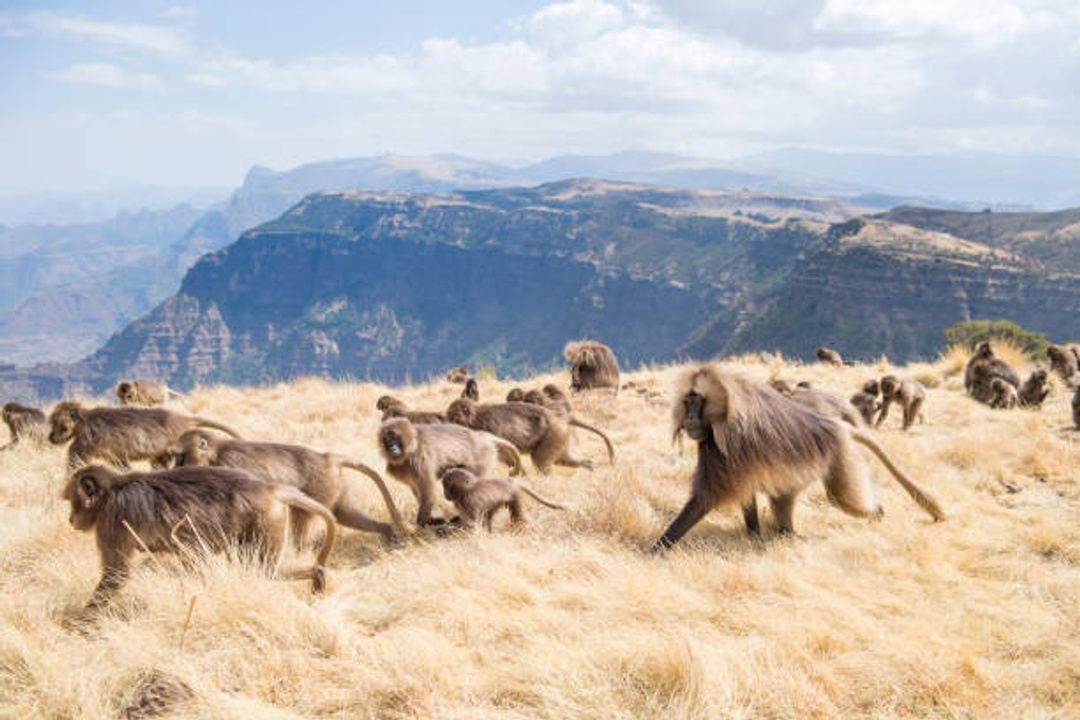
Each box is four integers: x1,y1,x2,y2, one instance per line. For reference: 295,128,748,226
496,439,524,476
569,418,616,464
274,486,338,567
342,460,407,533
852,430,946,521
192,418,242,439
517,483,565,510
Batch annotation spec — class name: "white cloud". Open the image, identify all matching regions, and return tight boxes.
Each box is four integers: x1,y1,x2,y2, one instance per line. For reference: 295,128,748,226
47,62,162,90
28,12,189,56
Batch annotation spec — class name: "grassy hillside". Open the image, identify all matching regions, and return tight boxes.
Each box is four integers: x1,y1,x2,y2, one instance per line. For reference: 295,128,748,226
0,354,1076,718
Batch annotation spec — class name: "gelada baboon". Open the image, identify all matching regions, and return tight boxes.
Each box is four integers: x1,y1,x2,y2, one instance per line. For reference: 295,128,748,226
1,401,47,450
989,377,1020,409
1046,344,1080,383
378,417,523,526
376,395,445,424
1017,369,1050,409
652,366,945,550
1072,386,1080,429
964,341,1020,403
849,380,881,426
441,468,564,531
62,465,336,610
505,388,525,402
446,398,615,472
175,430,405,541
445,365,470,384
876,375,926,431
816,347,844,366
564,340,620,392
116,379,184,407
461,378,479,402
48,401,241,470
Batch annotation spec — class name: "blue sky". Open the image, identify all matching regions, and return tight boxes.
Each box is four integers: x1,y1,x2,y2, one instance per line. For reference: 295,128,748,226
2,1,1079,195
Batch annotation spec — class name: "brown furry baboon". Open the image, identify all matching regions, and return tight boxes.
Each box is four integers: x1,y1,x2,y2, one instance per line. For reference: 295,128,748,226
62,465,336,610
652,366,945,550
1017,369,1050,409
1,401,47,450
445,365,470,384
116,379,184,407
876,375,926,431
965,342,1020,404
505,388,525,402
564,340,620,392
441,468,564,531
989,377,1020,409
48,401,241,470
446,398,615,472
816,347,843,366
1072,386,1080,429
849,380,881,426
1046,344,1080,384
174,430,405,541
376,395,446,424
461,378,479,402
378,418,523,527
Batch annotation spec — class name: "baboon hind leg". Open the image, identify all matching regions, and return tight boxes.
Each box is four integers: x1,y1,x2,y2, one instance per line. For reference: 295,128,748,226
742,497,761,536
903,398,923,431
823,453,882,519
769,493,798,535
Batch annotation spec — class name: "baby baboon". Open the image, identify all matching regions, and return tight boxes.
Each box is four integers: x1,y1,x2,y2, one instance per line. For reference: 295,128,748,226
1,401,47,450
1046,344,1080,383
461,378,479,402
876,376,926,431
1072,386,1080,429
505,388,525,402
964,341,1020,403
816,347,843,366
378,417,523,527
564,340,620,392
989,377,1020,409
116,379,184,407
375,395,446,424
175,430,405,541
652,366,945,550
446,398,615,473
441,468,564,531
849,380,881,426
62,464,336,610
48,401,241,470
1018,369,1050,409
445,365,470,384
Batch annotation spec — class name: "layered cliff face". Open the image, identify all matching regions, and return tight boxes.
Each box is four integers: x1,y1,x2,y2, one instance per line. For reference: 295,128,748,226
1,180,1077,402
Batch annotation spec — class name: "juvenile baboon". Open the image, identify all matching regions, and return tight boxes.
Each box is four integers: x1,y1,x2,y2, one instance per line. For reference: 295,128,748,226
445,366,470,384
441,468,564,531
1,401,47,450
1072,386,1080,429
816,347,843,366
62,465,336,610
505,388,525,402
376,395,446,424
1018,369,1050,409
378,418,523,527
174,430,405,541
116,379,184,407
849,380,881,426
48,401,241,470
1046,344,1080,384
652,366,945,550
564,340,620,392
964,341,1020,403
461,378,479,402
876,375,926,431
446,398,615,472
989,377,1020,409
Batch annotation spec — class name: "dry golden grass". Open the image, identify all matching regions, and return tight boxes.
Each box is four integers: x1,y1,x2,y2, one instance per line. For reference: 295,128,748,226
0,356,1077,719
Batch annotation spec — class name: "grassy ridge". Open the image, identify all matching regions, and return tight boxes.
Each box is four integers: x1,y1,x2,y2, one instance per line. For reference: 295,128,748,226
0,355,1076,718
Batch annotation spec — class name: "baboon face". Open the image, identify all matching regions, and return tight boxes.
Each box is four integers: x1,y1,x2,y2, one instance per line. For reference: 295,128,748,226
862,380,880,395
375,396,393,412
175,430,214,466
379,419,416,463
542,384,565,401
680,392,710,442
445,399,475,426
116,382,134,403
441,468,476,503
506,389,524,402
1,403,15,423
61,466,115,531
463,379,479,401
48,402,81,444
880,375,900,396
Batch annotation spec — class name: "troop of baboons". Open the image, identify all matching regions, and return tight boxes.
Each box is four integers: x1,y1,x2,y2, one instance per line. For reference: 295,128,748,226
1,336,1076,615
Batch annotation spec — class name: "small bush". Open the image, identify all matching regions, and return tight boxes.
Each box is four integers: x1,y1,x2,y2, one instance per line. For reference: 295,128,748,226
941,320,1048,359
